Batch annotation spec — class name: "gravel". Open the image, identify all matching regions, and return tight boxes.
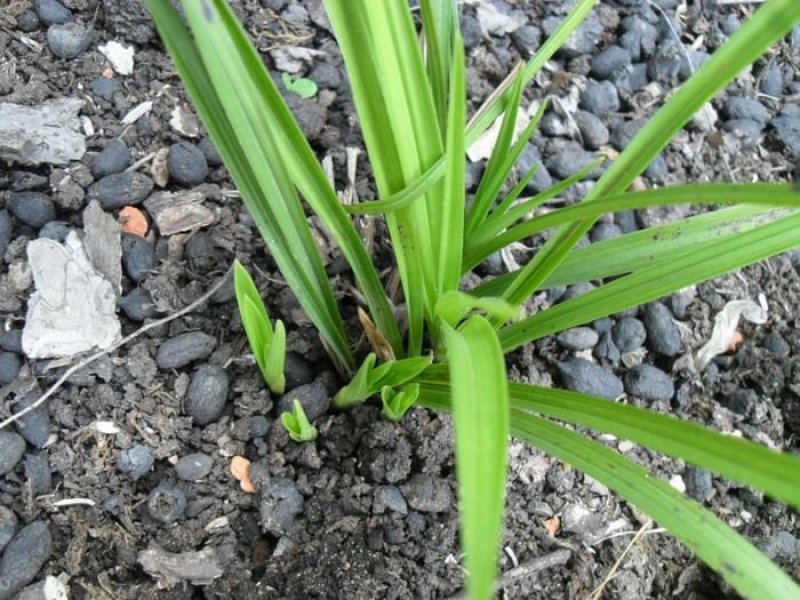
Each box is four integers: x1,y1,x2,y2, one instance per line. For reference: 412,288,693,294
118,288,159,321
0,507,16,553
185,365,230,425
88,172,154,210
147,482,187,524
624,364,675,403
511,25,541,56
167,142,209,186
612,317,647,352
38,221,72,242
0,210,11,258
721,387,757,415
590,45,632,79
723,96,770,125
9,192,56,229
0,522,52,600
644,303,681,356
590,222,622,242
769,114,800,157
284,352,315,391
400,474,452,513
90,77,120,101
117,444,154,480
121,233,156,282
763,332,791,357
47,22,92,59
0,330,23,354
155,332,217,370
544,140,598,179
175,453,214,481
760,63,784,97
23,453,51,495
556,359,623,399
91,139,132,178
593,332,621,363
16,11,40,32
580,80,620,116
0,431,26,476
684,466,713,503
277,378,330,422
557,327,600,351
34,0,72,26
14,394,50,449
0,352,21,386
574,110,609,150
259,477,304,535
543,11,602,58
373,485,408,515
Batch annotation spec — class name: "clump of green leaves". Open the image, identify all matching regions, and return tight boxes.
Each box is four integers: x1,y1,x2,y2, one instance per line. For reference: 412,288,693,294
280,399,317,442
149,1,800,598
233,261,286,395
281,72,319,98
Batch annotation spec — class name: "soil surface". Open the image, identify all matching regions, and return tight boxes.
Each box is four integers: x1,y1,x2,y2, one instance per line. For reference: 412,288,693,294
0,0,799,598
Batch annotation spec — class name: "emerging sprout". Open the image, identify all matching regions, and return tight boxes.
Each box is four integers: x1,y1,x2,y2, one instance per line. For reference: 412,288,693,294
281,399,317,443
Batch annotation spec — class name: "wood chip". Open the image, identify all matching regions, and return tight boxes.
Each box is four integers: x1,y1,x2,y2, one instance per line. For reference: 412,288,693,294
143,190,215,235
230,456,256,493
543,515,561,537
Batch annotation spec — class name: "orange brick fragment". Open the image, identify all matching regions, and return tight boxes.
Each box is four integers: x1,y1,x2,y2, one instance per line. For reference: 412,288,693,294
230,456,256,493
119,206,148,237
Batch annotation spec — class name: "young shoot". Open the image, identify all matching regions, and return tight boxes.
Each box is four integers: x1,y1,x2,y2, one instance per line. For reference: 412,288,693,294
281,399,318,443
380,383,421,422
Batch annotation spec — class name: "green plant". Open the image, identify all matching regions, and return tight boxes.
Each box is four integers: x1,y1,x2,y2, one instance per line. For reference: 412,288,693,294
281,72,318,98
233,260,287,394
281,399,318,442
147,1,800,598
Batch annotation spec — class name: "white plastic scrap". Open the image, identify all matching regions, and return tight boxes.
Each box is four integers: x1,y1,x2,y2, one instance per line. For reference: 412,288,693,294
694,299,767,371
467,108,530,162
98,41,135,75
169,104,200,138
22,233,122,359
122,100,153,125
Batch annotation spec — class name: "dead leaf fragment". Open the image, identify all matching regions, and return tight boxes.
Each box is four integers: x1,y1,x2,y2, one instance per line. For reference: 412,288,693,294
119,206,149,237
230,456,256,493
358,306,394,362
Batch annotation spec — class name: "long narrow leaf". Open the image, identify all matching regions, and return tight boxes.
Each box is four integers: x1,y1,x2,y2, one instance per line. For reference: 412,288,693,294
444,317,509,600
418,386,800,600
508,383,800,510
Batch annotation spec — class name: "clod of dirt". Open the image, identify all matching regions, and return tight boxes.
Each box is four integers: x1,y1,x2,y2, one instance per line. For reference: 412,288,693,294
147,482,187,524
143,190,215,235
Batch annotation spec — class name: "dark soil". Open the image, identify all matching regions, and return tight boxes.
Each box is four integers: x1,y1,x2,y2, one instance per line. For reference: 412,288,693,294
0,0,798,598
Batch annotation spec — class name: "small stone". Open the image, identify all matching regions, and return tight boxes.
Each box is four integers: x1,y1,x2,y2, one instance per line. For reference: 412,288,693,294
38,221,72,242
400,474,452,513
167,142,209,186
517,143,553,193
720,387,757,415
762,531,799,561
259,477,304,535
723,96,770,125
284,352,314,391
561,503,601,534
121,233,156,282
556,359,623,399
0,330,23,354
684,467,713,503
47,22,92,59
562,281,596,302
612,317,646,352
35,0,72,25
90,77,121,101
593,331,621,363
574,110,609,150
147,482,187,524
645,154,667,180
308,62,341,89
0,210,11,258
591,45,632,80
277,378,329,422
557,327,599,351
580,80,620,116
0,352,21,386
669,291,694,319
14,394,50,449
23,453,51,495
511,25,541,56
185,232,216,271
615,210,638,233
545,140,598,179
611,119,645,151
0,507,16,553
722,119,763,148
0,522,52,600
9,192,56,229
590,222,622,242
770,115,800,158
763,332,790,357
543,12,602,58
541,112,570,137
88,172,154,210
117,444,154,480
760,64,784,97
156,332,216,370
231,415,271,441
624,364,674,402
17,10,40,32
0,431,26,476
460,15,482,49
175,453,214,481
644,303,681,356
197,137,223,167
185,365,229,425
118,288,159,321
373,486,408,515
91,139,132,178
